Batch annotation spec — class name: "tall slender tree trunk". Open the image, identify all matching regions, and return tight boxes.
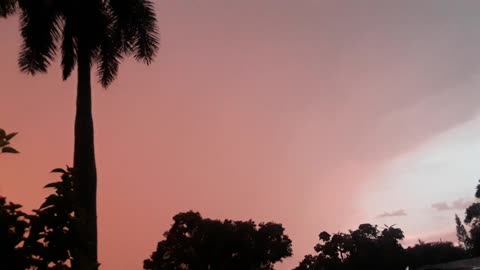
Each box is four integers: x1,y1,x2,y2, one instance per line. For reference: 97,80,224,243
72,45,98,270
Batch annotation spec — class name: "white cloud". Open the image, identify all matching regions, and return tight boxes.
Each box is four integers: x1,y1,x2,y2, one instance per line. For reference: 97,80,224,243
432,198,473,211
378,209,407,218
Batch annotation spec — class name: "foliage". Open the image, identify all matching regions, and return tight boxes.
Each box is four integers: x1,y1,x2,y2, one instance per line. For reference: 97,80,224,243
16,0,159,87
405,241,468,269
0,196,30,270
451,179,480,258
0,0,16,17
475,179,480,199
459,202,480,256
0,128,26,269
455,214,472,250
144,211,293,270
26,167,76,270
294,224,406,270
0,128,19,154
0,164,76,270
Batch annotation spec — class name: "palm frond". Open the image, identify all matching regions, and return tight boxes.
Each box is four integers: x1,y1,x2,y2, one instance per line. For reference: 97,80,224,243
108,0,136,42
93,3,122,88
18,0,60,74
0,0,16,17
61,18,77,80
109,0,159,64
96,29,122,88
16,0,159,84
132,0,159,64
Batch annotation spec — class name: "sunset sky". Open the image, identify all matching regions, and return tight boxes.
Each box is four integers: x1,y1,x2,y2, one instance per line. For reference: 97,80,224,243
2,1,480,269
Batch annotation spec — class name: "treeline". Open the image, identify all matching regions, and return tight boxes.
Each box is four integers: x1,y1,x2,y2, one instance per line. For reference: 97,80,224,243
294,180,480,270
294,225,467,270
1,189,473,270
1,131,479,270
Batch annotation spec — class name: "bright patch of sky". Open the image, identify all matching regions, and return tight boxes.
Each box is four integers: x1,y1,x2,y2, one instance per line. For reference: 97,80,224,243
363,101,480,245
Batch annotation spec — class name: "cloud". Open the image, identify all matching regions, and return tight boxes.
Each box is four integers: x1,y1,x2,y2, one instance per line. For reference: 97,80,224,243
432,198,473,211
377,209,407,218
452,198,472,210
432,202,451,211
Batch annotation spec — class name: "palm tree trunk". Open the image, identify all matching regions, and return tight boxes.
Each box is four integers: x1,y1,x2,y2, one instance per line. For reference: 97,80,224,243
73,44,98,270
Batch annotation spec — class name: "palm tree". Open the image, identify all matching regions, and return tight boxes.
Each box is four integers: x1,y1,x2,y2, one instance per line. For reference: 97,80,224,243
16,1,159,269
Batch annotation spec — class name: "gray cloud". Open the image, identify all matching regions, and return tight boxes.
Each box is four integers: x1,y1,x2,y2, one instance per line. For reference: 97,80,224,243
452,198,472,210
432,198,472,211
432,202,451,211
378,209,407,218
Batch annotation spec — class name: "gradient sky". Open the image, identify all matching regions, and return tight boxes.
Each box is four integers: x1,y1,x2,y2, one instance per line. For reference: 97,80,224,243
2,1,480,269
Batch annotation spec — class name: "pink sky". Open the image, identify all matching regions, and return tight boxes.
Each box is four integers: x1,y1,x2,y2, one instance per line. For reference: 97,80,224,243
2,1,480,269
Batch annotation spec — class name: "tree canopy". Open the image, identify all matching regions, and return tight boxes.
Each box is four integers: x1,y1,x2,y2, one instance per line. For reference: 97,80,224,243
405,241,468,269
144,211,292,270
295,224,406,270
454,201,480,257
15,0,159,87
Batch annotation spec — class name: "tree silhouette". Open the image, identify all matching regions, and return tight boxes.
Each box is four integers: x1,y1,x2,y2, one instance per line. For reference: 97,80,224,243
26,167,76,270
0,129,27,269
459,202,480,256
0,197,30,270
144,211,293,270
0,166,81,270
295,224,406,270
475,179,480,199
455,214,472,251
14,1,159,269
405,241,468,269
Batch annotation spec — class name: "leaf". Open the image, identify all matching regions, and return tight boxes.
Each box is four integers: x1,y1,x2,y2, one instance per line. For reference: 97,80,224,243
44,181,62,189
5,132,18,140
2,146,19,153
0,129,5,138
0,140,9,147
51,168,67,174
40,194,59,209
